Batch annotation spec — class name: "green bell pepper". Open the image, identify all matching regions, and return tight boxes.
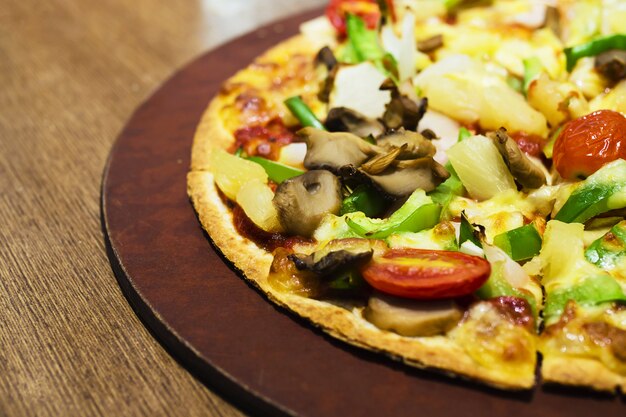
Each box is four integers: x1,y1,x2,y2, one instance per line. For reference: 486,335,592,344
245,156,304,183
340,184,387,217
284,96,326,130
458,211,482,248
493,223,542,261
522,56,543,94
544,275,626,320
346,190,441,239
554,159,626,223
585,221,626,270
564,34,626,71
475,263,538,318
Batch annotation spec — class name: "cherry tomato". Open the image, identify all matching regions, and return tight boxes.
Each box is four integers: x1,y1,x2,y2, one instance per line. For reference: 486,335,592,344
325,0,381,36
552,110,626,180
360,248,491,300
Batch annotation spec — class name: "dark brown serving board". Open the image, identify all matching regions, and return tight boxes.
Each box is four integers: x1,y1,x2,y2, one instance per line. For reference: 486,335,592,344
101,9,624,417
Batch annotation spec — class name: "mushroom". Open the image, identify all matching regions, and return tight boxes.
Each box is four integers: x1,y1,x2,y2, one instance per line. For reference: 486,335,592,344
363,292,463,337
595,50,626,83
380,79,428,131
376,128,436,160
273,170,343,237
315,46,338,103
417,34,443,53
325,107,385,138
360,157,450,198
289,238,374,276
489,128,547,189
298,127,380,172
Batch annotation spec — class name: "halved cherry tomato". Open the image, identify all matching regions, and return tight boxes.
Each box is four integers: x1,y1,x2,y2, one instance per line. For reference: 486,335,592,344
553,110,626,180
360,248,491,300
325,0,381,36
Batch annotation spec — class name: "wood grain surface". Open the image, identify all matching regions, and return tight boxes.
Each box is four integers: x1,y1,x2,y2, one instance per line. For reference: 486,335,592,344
0,1,324,416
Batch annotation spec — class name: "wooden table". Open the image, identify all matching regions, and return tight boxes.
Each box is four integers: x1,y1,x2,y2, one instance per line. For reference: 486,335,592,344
0,1,325,415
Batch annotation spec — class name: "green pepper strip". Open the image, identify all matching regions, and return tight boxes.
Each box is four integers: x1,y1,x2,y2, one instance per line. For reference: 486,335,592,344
554,159,626,223
284,96,326,130
554,183,621,223
347,203,441,239
245,156,304,183
458,211,482,248
344,14,399,82
522,56,542,94
585,221,626,269
457,127,472,142
475,265,538,319
493,224,542,261
340,184,387,217
565,34,626,72
544,275,626,320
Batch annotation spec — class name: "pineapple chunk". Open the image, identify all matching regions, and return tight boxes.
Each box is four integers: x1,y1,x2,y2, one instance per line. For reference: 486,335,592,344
236,180,283,233
414,55,548,136
527,74,589,127
210,148,268,200
590,79,626,114
447,135,516,201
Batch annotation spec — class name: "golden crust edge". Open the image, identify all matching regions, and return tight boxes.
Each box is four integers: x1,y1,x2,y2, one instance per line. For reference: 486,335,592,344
541,355,626,393
186,34,537,388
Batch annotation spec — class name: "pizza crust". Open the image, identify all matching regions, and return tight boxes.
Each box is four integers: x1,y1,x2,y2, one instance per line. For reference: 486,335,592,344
542,356,626,393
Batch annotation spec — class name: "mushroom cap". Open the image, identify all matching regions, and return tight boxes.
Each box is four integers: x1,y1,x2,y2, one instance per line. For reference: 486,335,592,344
325,107,385,138
376,128,436,160
299,127,380,172
273,170,343,237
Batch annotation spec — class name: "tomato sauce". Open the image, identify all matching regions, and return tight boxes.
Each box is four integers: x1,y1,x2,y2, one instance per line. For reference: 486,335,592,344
232,117,296,160
232,205,311,252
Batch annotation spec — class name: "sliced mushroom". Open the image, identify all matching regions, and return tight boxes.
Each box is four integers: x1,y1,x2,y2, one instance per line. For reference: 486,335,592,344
376,128,436,159
380,81,428,131
289,238,374,276
315,46,338,103
325,107,385,138
364,292,463,337
417,34,443,53
299,127,380,172
489,128,547,189
273,170,342,237
361,157,450,198
595,50,626,83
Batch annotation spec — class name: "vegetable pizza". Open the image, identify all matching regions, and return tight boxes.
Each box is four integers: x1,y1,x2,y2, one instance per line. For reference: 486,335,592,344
188,0,626,391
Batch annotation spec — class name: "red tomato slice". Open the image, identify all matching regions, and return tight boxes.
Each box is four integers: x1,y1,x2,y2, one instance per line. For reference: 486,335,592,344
325,0,381,36
360,248,491,300
553,110,626,180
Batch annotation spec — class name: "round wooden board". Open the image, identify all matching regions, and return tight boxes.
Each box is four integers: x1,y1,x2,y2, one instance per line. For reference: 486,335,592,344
101,9,624,417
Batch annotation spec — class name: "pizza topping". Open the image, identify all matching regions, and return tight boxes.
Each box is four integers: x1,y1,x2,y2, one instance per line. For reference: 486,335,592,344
594,49,626,83
446,134,517,201
380,82,427,131
585,220,626,270
273,170,343,237
553,159,626,224
284,96,326,130
359,248,491,300
363,292,463,337
489,127,547,190
325,107,385,138
564,34,626,72
340,184,388,217
300,127,378,172
376,129,435,159
552,110,626,181
358,156,450,197
289,238,374,276
325,0,381,37
486,296,535,331
233,118,296,160
268,247,321,297
583,321,626,362
346,189,440,239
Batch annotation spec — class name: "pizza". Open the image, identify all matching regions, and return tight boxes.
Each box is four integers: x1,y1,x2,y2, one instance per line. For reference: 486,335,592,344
187,0,626,392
